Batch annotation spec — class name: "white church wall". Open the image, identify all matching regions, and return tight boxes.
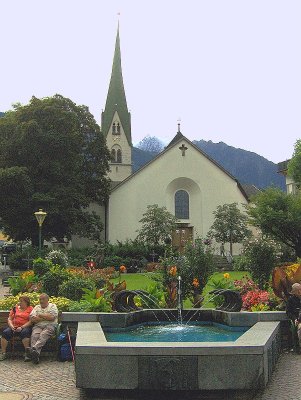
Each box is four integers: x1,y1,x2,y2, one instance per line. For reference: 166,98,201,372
108,139,248,255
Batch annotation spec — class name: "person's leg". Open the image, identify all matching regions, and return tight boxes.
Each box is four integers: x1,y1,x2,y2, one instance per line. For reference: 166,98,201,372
0,328,13,359
20,327,32,360
297,323,301,350
32,325,55,354
30,326,43,349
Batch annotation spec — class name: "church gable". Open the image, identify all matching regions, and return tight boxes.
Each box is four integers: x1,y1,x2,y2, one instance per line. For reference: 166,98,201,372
112,133,248,202
108,133,249,244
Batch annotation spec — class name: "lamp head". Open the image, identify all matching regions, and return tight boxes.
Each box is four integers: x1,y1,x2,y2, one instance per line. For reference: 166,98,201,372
34,209,47,227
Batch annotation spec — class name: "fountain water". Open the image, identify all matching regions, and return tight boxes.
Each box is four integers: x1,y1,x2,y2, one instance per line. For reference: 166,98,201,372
177,275,183,324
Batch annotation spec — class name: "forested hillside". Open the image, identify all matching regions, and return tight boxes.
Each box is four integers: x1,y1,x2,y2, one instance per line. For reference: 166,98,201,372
132,139,285,190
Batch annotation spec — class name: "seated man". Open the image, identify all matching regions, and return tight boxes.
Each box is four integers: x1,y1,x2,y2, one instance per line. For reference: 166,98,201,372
286,283,301,350
26,293,58,364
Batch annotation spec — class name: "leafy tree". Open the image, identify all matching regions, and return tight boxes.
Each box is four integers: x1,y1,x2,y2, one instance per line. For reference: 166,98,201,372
137,135,164,154
136,204,178,246
288,139,301,186
243,236,278,289
0,95,110,244
208,203,251,255
247,187,301,257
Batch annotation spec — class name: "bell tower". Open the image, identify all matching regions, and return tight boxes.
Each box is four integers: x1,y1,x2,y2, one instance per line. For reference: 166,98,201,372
101,25,132,182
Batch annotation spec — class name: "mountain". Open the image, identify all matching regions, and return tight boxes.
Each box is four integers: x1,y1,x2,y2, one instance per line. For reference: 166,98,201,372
132,139,286,190
0,112,4,118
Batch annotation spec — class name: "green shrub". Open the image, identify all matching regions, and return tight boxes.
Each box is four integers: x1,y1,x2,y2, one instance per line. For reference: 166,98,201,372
8,246,46,271
68,300,92,312
42,266,70,296
233,255,250,271
243,237,278,289
206,273,235,307
7,251,28,271
46,250,68,268
66,247,94,267
102,255,124,269
104,240,166,262
33,258,54,277
58,276,95,301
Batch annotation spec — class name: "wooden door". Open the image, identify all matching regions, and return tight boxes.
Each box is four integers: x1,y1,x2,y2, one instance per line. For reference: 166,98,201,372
172,227,193,253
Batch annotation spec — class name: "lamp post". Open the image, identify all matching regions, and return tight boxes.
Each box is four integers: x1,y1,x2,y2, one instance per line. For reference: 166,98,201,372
34,209,47,256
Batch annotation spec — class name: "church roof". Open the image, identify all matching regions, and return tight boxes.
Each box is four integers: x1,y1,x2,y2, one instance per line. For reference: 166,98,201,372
241,184,261,199
112,130,250,201
101,26,132,145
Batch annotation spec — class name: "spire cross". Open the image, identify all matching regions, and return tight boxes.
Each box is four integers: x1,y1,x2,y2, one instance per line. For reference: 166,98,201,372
179,143,188,156
177,118,181,133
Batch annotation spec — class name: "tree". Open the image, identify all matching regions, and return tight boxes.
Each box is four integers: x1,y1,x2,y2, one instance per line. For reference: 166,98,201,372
288,139,301,186
0,95,110,243
243,236,278,289
136,204,178,246
137,136,164,154
208,203,251,255
247,187,301,257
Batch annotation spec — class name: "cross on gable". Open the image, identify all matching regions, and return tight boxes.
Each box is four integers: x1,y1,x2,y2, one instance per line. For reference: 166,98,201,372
179,143,188,156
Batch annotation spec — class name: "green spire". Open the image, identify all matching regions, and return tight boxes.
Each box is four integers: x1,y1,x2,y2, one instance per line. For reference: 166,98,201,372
101,26,132,145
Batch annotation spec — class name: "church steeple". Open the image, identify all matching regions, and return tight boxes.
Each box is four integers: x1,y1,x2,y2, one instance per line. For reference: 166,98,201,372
102,25,132,183
101,25,132,146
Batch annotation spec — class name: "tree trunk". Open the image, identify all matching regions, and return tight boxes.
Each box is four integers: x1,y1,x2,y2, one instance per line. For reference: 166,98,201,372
229,240,233,256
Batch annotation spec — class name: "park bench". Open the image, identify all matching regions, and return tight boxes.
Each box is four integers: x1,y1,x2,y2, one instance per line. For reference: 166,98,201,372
0,311,61,359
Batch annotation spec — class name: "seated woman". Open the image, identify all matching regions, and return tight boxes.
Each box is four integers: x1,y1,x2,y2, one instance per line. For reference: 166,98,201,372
0,295,33,361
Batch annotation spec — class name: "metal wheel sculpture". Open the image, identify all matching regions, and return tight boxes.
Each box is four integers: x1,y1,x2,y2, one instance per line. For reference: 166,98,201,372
209,289,242,312
113,290,151,312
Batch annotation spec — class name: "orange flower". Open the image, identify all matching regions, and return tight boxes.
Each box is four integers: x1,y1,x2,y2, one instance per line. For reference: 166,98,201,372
192,278,200,288
223,273,230,279
169,266,177,276
119,265,127,273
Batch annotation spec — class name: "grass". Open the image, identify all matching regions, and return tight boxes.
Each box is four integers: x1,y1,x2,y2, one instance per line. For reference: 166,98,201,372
110,270,250,308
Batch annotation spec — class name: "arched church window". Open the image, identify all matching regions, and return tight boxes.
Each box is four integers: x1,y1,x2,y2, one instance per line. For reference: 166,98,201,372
117,122,120,134
112,123,116,134
117,149,122,163
111,148,117,163
175,190,189,219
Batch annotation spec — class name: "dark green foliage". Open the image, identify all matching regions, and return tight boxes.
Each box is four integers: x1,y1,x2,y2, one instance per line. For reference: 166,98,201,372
247,187,301,257
104,240,165,262
136,205,178,246
243,237,278,289
288,140,301,186
232,255,250,271
33,258,53,277
102,255,124,269
58,276,95,301
0,95,110,243
66,247,94,267
8,251,30,271
209,203,252,255
42,266,70,296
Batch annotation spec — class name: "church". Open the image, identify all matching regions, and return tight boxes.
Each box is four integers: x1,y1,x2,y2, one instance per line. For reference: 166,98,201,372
73,27,250,254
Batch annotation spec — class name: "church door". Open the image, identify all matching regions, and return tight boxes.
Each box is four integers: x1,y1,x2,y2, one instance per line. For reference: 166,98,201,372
172,227,193,253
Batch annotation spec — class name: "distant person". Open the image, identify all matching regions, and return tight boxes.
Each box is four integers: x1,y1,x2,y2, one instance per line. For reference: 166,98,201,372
286,283,301,349
220,243,225,257
0,295,33,361
26,293,58,364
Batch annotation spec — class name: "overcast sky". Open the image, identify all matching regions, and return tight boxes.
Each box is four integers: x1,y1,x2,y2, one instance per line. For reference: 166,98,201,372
1,0,300,163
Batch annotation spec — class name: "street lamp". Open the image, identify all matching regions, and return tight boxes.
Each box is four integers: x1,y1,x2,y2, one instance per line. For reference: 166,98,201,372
34,209,47,256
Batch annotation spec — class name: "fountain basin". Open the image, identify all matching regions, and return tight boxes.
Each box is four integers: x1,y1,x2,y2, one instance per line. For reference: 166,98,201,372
74,309,281,392
104,321,247,342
